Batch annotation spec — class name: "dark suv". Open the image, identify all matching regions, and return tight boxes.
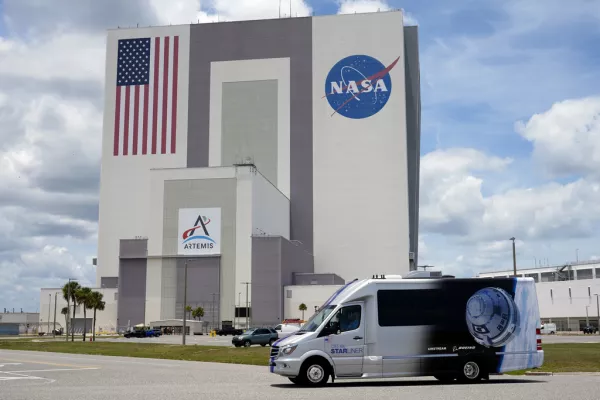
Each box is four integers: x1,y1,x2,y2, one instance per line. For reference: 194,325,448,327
582,325,598,334
231,328,278,347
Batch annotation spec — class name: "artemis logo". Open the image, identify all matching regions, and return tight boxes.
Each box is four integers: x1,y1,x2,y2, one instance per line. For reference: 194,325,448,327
181,215,215,250
323,54,400,119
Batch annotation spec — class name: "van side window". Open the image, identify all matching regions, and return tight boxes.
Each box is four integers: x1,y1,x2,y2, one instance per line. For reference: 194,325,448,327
377,289,440,326
330,305,361,332
274,325,282,330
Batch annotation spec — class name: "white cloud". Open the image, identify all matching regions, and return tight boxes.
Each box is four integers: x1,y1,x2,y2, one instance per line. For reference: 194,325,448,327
149,0,312,23
515,96,600,179
0,32,106,83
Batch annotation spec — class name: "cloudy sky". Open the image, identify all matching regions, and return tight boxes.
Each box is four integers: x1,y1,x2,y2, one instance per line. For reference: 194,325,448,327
1,0,600,312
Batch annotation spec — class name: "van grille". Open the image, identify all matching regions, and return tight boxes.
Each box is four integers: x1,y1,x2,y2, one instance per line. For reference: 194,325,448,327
270,346,279,358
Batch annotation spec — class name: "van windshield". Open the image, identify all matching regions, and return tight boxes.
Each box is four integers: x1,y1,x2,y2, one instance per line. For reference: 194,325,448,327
297,305,337,333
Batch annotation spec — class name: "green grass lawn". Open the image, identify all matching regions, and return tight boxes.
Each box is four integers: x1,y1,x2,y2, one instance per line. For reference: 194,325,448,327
0,340,270,366
0,340,598,372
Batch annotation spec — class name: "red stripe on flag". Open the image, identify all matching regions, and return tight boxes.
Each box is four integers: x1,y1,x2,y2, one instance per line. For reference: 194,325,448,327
123,86,131,156
152,37,160,155
171,36,179,154
113,87,121,156
161,36,170,154
142,84,149,155
133,85,140,155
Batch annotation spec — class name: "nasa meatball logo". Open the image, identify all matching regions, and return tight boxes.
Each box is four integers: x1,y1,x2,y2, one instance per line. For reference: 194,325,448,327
465,287,521,348
323,54,400,119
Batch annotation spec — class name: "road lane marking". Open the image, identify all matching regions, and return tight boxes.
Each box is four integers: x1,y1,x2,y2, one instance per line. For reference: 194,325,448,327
0,367,99,373
0,357,97,368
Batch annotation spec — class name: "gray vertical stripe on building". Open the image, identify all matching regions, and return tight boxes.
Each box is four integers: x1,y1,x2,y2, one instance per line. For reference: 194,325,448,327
175,257,220,329
188,18,314,252
117,258,147,329
162,178,237,322
251,236,314,326
221,80,278,185
404,26,421,269
119,239,148,258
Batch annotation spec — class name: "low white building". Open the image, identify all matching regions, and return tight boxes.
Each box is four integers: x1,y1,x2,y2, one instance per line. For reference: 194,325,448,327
0,312,40,335
38,287,118,334
478,261,600,332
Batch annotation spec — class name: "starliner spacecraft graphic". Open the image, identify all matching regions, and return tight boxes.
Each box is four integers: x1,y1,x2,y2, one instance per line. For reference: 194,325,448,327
465,287,521,348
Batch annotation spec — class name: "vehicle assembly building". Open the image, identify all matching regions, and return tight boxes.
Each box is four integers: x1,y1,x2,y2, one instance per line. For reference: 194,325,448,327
41,10,421,332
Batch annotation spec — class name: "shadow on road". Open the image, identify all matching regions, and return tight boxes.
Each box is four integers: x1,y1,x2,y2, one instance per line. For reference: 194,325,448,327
270,378,546,389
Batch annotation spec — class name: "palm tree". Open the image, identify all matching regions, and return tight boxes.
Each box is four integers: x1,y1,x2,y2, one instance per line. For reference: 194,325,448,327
192,306,204,321
88,291,105,342
61,307,69,334
75,287,92,341
299,303,307,321
185,305,193,320
62,281,80,341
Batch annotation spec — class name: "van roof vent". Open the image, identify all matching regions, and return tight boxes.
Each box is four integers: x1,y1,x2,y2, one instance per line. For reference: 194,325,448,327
404,270,444,279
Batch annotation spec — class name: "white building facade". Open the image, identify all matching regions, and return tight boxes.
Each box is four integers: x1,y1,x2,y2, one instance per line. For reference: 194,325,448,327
478,261,600,332
38,11,422,332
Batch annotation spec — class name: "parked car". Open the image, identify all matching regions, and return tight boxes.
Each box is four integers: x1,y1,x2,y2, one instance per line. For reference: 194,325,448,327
582,325,598,334
232,328,278,347
216,326,243,336
273,323,301,339
540,323,556,334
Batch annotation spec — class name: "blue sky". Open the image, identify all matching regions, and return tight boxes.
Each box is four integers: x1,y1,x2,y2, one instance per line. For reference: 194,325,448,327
1,0,600,311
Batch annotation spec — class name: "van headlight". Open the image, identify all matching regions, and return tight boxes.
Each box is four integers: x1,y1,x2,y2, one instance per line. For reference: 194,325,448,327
280,344,297,356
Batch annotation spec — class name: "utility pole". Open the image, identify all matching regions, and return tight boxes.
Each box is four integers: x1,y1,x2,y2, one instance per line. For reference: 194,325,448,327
48,294,51,334
53,292,57,338
585,306,590,326
595,294,600,335
241,282,251,329
510,237,517,276
182,260,190,345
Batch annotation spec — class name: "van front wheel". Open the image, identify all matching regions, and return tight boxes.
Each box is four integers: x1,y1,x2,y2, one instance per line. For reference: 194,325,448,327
298,358,330,386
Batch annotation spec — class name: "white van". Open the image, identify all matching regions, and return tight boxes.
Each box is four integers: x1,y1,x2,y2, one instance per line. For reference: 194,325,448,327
274,323,301,339
540,323,556,335
269,271,544,386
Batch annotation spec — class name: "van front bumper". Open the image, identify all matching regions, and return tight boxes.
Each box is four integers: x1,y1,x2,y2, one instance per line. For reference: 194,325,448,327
269,357,302,377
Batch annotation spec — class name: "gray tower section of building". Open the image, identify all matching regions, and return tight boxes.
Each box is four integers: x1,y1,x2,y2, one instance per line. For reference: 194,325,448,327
186,18,314,253
404,25,421,269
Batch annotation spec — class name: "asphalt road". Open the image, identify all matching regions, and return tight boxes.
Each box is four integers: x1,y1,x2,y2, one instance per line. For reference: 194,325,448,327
1,350,599,400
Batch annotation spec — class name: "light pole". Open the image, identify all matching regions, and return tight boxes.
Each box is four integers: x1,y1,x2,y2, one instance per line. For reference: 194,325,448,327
594,294,600,334
182,259,192,345
241,282,251,329
48,294,51,334
509,237,517,276
53,292,57,338
585,305,590,326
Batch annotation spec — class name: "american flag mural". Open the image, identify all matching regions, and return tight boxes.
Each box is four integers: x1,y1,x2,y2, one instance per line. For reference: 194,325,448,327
113,36,180,156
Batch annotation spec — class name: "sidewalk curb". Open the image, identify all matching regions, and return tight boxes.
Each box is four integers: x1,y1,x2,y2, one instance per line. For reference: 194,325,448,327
525,371,553,376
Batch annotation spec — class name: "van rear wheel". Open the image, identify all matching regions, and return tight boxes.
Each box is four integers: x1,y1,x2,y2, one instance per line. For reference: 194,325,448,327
458,360,483,382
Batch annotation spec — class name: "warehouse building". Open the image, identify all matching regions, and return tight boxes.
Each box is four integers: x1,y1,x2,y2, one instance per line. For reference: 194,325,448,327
0,312,39,335
478,261,600,332
39,10,421,331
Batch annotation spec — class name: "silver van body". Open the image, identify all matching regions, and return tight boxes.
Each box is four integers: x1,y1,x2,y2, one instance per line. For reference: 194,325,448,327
269,273,544,386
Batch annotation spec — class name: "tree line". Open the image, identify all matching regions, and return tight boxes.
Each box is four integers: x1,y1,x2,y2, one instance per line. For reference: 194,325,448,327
61,280,106,342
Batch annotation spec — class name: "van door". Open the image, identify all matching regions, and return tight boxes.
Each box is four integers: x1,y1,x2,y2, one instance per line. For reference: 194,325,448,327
322,302,366,377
